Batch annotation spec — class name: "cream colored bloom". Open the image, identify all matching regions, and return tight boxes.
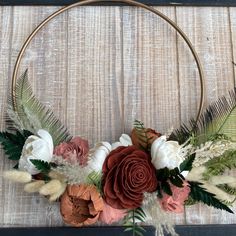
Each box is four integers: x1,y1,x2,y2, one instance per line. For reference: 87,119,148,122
87,142,111,172
19,129,54,175
151,136,183,170
87,134,132,173
111,134,132,150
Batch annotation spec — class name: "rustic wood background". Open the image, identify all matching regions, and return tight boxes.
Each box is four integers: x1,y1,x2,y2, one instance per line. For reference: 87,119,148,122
0,5,236,227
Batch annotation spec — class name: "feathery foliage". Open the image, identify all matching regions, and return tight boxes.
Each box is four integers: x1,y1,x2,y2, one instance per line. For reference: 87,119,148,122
123,207,146,236
170,88,236,145
0,130,32,160
217,184,236,197
189,181,234,213
203,149,236,180
8,70,72,146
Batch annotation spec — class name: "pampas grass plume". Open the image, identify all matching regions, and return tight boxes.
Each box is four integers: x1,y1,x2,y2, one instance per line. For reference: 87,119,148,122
3,170,32,183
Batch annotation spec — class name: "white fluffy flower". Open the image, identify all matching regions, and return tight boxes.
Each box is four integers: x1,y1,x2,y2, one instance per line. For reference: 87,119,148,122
111,134,132,150
87,142,111,172
19,129,54,175
151,136,183,170
87,134,132,172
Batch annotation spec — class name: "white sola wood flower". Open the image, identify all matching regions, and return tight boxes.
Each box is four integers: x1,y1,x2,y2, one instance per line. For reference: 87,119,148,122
151,135,183,170
88,134,132,172
19,129,54,175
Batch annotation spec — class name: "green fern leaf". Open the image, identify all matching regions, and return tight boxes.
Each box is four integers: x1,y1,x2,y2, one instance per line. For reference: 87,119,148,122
180,154,196,172
189,181,234,213
170,88,236,145
0,130,32,160
123,208,146,236
9,70,72,146
217,184,236,196
87,171,103,193
203,150,236,180
30,159,51,173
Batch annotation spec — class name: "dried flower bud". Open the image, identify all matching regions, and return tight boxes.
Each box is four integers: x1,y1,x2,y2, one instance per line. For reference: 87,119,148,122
48,171,66,182
49,183,67,202
3,170,32,183
39,179,62,196
24,180,45,193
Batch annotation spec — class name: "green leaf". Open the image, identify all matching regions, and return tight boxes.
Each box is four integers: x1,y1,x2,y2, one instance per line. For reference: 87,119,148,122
170,87,236,145
87,171,103,194
180,154,196,172
217,184,236,196
30,159,51,173
0,130,32,160
9,70,72,146
189,181,234,213
203,150,236,180
169,175,183,187
162,181,172,196
123,208,146,236
156,167,170,181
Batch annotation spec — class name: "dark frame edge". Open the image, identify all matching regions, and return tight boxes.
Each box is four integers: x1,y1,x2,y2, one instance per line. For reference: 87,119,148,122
1,0,236,6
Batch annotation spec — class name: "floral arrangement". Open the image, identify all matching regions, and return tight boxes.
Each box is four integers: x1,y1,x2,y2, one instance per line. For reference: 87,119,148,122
1,70,236,236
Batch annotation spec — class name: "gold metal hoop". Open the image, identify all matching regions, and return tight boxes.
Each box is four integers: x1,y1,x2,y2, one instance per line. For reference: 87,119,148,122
11,0,205,122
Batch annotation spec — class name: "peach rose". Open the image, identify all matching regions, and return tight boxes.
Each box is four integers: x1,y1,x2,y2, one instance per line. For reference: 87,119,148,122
54,137,89,165
60,184,104,227
159,181,190,213
99,202,127,224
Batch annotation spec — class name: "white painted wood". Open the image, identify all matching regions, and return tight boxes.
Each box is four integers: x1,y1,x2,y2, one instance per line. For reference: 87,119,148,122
0,5,235,227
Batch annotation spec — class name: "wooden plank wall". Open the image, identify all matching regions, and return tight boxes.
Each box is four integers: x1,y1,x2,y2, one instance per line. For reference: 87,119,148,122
0,5,235,226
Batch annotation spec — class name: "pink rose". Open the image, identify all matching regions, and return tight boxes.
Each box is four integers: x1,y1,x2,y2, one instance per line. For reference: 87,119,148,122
159,181,190,213
54,137,89,165
99,202,127,224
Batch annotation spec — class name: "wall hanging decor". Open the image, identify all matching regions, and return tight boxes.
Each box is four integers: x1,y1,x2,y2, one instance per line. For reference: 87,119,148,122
1,0,236,235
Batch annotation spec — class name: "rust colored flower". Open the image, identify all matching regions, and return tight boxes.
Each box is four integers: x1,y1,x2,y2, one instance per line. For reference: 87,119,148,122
60,184,104,227
54,137,89,165
102,146,158,210
131,128,161,149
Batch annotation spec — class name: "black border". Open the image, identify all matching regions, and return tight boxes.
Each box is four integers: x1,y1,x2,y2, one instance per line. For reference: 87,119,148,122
1,0,236,6
0,225,236,236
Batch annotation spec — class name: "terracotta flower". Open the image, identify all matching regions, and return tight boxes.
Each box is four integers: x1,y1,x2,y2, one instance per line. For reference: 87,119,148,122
102,146,158,209
60,184,104,227
131,128,161,149
159,181,190,213
99,202,127,224
54,137,89,165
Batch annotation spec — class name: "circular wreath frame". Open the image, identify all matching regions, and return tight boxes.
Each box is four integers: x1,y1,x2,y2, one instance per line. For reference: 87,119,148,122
11,0,205,123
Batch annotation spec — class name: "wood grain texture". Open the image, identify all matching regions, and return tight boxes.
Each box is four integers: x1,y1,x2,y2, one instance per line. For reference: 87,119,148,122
176,7,236,224
0,5,236,227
